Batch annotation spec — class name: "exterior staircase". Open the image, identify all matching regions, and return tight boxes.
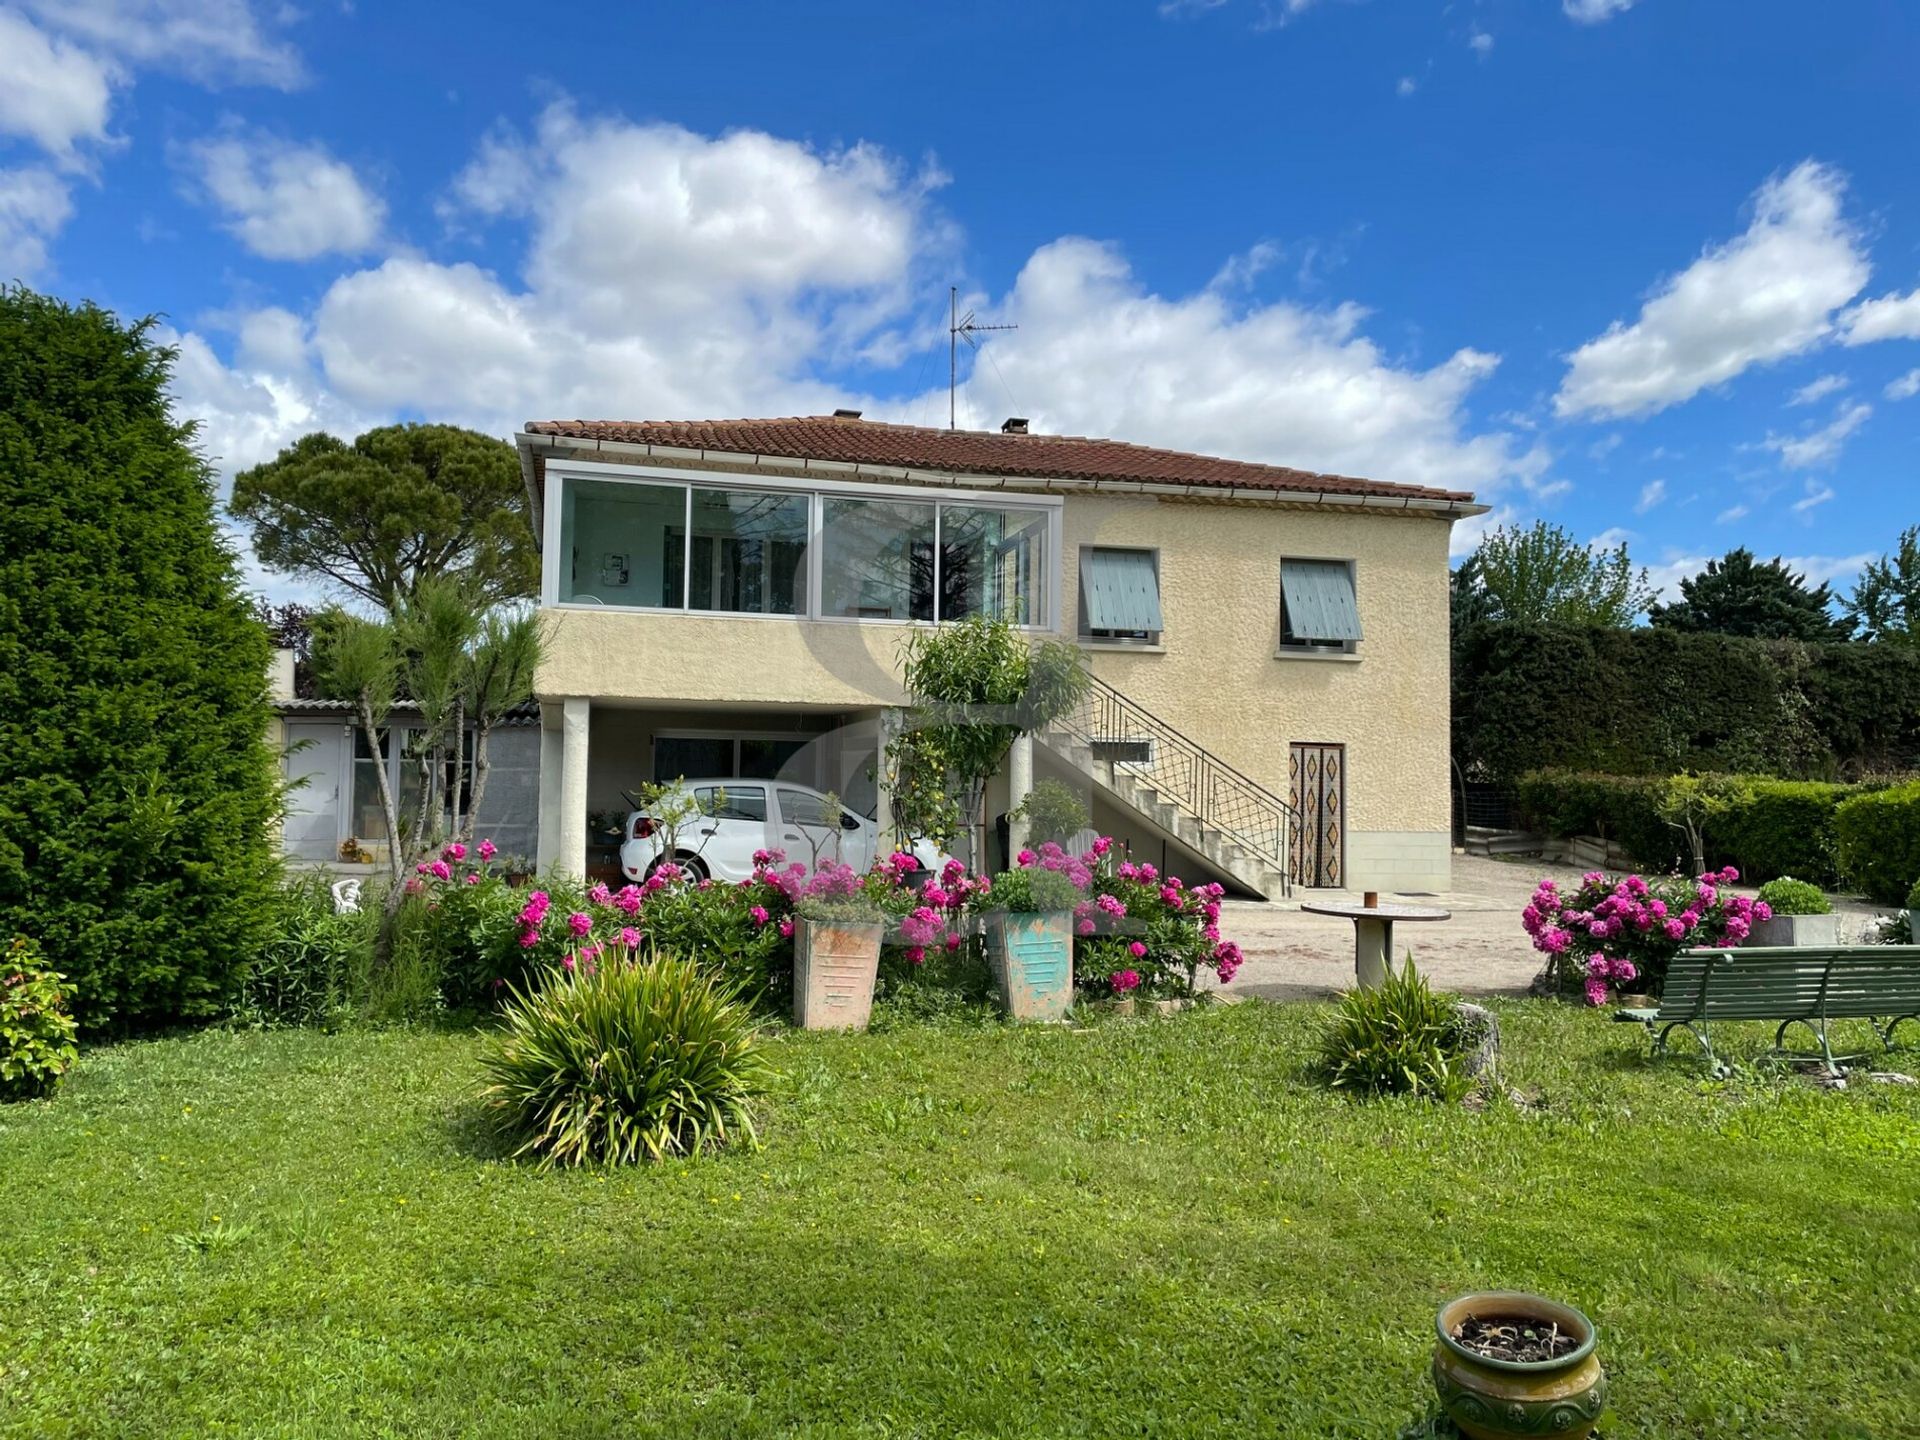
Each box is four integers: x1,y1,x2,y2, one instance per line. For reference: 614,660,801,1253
1036,673,1301,899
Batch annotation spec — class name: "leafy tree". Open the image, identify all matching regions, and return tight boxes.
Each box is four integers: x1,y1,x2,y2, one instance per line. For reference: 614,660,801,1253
464,608,542,840
1844,525,1920,644
0,287,281,1032
312,611,405,884
1450,553,1495,634
230,423,537,610
1648,548,1851,640
1462,521,1656,627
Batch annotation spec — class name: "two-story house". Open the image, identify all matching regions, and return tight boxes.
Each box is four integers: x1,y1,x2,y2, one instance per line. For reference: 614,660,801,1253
517,414,1486,896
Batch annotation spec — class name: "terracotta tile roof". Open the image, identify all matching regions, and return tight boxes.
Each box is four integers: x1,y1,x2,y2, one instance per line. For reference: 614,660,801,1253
521,415,1475,505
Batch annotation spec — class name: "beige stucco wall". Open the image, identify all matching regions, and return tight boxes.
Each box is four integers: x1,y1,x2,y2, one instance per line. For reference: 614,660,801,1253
533,457,1459,889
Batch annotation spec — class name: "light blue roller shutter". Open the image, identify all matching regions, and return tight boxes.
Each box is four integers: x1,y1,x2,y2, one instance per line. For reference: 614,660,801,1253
1281,560,1362,641
1081,548,1163,632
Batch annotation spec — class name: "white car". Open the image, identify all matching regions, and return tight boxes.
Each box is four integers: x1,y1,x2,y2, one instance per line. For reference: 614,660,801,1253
618,779,945,884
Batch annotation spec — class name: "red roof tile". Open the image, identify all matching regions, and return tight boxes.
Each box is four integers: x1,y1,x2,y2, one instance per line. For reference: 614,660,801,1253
521,415,1475,505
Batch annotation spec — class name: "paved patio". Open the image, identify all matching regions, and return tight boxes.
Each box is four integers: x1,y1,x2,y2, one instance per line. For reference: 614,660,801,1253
1212,851,1894,1001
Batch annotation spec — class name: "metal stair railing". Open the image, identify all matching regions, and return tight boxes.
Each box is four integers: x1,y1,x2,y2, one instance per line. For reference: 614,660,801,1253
1045,672,1301,895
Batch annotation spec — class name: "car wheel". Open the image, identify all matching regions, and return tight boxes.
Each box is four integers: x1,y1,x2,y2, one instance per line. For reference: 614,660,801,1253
652,853,707,883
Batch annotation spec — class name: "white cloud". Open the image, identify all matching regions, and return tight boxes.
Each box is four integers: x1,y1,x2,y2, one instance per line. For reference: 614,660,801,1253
181,127,383,260
1589,526,1636,551
0,166,73,279
1554,162,1869,419
172,99,1539,605
18,0,303,89
1635,478,1666,513
1565,0,1638,21
1469,29,1494,57
1785,551,1876,585
0,9,117,164
1764,400,1871,469
1789,373,1847,405
1396,76,1417,97
1790,481,1836,513
1841,285,1920,346
1716,503,1749,523
1886,368,1920,401
1644,552,1709,601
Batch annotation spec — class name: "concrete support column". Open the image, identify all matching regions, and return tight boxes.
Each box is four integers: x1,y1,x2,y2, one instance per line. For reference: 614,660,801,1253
557,698,591,879
536,710,562,873
1006,731,1035,858
874,706,904,848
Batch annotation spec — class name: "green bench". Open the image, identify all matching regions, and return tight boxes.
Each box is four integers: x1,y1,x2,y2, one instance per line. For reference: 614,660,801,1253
1614,945,1920,1075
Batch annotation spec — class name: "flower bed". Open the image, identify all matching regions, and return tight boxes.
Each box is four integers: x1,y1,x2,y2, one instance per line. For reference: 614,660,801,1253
402,835,1246,1013
1522,866,1771,1003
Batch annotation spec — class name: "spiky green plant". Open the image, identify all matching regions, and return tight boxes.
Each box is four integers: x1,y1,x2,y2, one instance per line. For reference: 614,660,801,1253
1315,956,1471,1102
479,952,770,1167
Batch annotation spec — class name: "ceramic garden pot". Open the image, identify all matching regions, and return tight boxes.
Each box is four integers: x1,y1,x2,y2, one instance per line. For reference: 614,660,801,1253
792,918,883,1031
985,911,1073,1021
1431,1292,1606,1439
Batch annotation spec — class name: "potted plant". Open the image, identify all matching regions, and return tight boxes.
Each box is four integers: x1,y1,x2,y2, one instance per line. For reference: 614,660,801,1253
1431,1291,1607,1439
982,865,1080,1021
791,863,894,1032
1751,877,1837,947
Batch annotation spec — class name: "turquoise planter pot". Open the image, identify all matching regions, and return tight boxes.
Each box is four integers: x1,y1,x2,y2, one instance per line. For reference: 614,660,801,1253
987,911,1073,1021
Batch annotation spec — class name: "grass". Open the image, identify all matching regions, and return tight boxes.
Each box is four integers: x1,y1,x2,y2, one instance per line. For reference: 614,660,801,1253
2,1001,1917,1438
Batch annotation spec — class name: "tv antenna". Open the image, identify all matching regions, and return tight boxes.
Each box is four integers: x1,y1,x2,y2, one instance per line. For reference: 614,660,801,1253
949,285,1016,430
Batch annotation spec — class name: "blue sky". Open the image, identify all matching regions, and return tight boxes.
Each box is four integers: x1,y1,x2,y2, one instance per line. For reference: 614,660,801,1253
6,0,1918,600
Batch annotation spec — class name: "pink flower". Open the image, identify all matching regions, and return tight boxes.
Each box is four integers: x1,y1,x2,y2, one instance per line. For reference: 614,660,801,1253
589,881,612,905
443,842,467,862
429,860,452,880
1128,941,1148,958
619,926,641,949
465,872,480,885
518,928,540,949
1016,848,1036,867
1663,919,1686,941
1077,919,1096,936
905,946,926,965
1090,836,1112,857
1583,977,1609,1006
567,911,592,937
1111,969,1141,994
415,862,431,875
750,905,770,927
561,954,576,972
945,934,962,952
778,917,794,939
478,839,497,861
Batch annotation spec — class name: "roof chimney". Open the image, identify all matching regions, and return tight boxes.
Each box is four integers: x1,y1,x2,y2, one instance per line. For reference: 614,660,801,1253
832,407,863,420
1001,417,1029,435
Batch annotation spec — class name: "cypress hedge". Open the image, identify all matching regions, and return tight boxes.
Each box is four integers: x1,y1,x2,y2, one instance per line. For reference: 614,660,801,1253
1833,783,1920,906
1454,622,1920,785
0,289,281,1031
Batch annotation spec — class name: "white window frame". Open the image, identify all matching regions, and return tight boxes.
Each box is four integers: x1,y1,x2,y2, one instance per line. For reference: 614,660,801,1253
542,458,1064,633
1278,555,1361,659
1076,544,1164,648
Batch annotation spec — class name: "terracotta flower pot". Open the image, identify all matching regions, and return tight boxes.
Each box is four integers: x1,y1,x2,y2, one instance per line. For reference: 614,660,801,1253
985,911,1073,1021
1431,1292,1606,1439
792,917,882,1031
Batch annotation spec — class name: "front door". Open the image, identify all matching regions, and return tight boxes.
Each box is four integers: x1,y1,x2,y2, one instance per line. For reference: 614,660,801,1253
283,722,348,860
1288,742,1346,888
685,783,771,883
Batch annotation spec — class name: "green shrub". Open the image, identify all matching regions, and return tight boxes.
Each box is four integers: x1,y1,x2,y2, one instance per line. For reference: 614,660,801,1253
1,937,79,1101
1909,877,1920,911
478,953,770,1167
1015,779,1089,846
1711,779,1856,885
1314,958,1471,1101
0,288,281,1032
1834,782,1920,905
633,878,790,1001
986,865,1082,913
1514,771,1679,869
232,875,369,1028
1755,877,1831,917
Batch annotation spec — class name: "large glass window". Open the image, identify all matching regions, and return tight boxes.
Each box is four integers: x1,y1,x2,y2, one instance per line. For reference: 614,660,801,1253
819,497,936,621
559,478,685,607
684,488,809,615
940,504,1050,625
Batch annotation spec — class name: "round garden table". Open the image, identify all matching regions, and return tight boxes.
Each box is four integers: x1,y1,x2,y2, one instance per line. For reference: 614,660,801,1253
1301,901,1452,989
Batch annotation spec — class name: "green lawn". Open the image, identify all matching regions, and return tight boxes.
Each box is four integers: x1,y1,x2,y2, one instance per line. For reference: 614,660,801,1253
3,1002,1917,1439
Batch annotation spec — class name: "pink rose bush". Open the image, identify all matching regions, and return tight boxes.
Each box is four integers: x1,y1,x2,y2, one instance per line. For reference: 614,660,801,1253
1524,865,1771,1004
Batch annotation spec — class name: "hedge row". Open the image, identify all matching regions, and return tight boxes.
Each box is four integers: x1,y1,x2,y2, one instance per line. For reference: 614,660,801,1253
1834,782,1920,906
1513,770,1861,887
1455,622,1920,784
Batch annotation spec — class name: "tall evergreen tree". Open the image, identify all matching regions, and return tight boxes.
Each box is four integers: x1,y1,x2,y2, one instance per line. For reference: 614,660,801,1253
1648,548,1852,640
0,288,281,1031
